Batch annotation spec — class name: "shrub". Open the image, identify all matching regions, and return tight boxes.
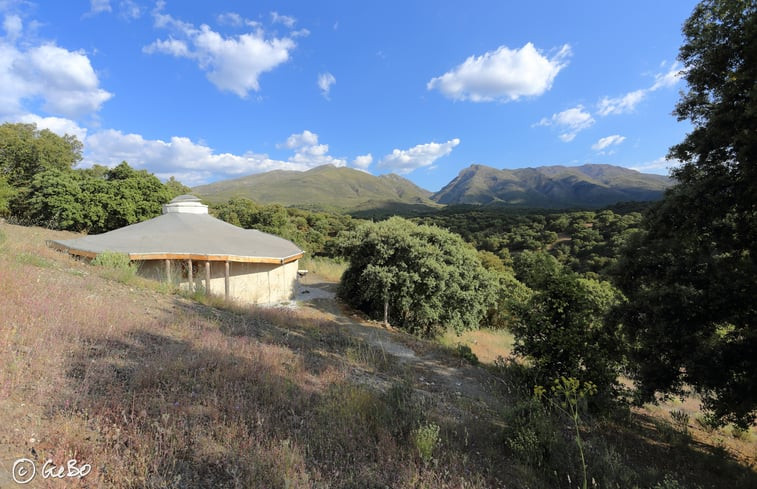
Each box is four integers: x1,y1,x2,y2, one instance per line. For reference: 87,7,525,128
503,397,559,469
91,251,134,270
91,251,137,283
455,343,479,365
412,422,440,465
670,410,690,435
336,217,498,337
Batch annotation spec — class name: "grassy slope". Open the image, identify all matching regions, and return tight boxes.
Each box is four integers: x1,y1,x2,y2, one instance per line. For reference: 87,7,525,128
0,222,755,488
192,165,440,213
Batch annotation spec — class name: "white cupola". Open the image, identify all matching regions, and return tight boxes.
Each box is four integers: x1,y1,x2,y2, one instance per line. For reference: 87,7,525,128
161,195,209,215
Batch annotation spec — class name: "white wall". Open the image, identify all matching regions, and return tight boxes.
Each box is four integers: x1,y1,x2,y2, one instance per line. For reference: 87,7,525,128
138,259,299,304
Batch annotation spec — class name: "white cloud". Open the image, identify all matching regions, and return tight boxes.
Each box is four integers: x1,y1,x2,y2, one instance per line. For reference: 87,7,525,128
352,154,373,169
597,63,683,116
84,130,299,185
536,105,594,142
651,62,683,91
217,12,259,28
270,12,295,28
118,0,141,20
283,129,319,149
379,138,460,175
427,43,570,102
217,12,243,26
0,36,113,119
16,114,88,142
3,13,21,41
81,129,351,184
145,5,295,97
629,156,681,175
318,72,335,99
89,0,111,15
592,134,626,151
597,89,646,116
283,130,347,168
144,37,189,56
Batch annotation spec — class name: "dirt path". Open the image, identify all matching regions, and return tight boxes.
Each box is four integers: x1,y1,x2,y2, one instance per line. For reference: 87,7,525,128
295,276,505,414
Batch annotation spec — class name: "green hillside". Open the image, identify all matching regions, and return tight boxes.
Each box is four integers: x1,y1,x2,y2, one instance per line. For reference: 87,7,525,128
193,163,672,212
192,164,440,212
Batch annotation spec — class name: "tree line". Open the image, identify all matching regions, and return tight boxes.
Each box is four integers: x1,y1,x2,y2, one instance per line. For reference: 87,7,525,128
0,123,190,232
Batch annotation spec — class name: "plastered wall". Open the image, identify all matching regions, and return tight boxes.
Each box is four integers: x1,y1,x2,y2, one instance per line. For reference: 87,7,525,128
138,259,299,304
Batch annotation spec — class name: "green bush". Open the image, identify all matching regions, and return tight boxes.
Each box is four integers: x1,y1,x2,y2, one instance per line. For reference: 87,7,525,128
455,343,479,365
503,398,559,469
336,217,498,337
91,251,138,284
412,422,440,465
91,251,134,270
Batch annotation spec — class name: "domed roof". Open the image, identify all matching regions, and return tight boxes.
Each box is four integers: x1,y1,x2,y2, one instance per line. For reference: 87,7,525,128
48,204,304,264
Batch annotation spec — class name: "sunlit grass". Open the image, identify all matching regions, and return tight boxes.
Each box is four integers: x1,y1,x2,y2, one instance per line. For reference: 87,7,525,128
439,327,515,365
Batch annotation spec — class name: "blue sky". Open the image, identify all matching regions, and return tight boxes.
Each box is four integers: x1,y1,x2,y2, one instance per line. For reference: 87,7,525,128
1,0,697,191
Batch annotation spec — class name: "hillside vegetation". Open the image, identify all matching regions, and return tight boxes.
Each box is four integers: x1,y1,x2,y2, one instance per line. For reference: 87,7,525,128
191,163,671,214
1,222,755,488
193,165,440,213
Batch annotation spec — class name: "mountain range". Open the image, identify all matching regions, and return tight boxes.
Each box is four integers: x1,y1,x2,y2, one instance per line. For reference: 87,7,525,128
433,164,671,208
192,163,672,212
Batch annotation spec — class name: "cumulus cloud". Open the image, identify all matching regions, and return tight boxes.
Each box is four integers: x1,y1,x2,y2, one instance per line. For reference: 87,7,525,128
318,72,335,99
352,154,373,169
379,139,460,175
84,129,301,185
598,62,683,116
592,134,626,151
536,105,594,142
145,4,296,97
427,43,570,102
83,129,351,184
282,130,347,168
0,22,113,119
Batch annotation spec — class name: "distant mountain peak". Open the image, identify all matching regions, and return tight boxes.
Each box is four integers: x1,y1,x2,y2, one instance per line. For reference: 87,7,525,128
432,163,671,208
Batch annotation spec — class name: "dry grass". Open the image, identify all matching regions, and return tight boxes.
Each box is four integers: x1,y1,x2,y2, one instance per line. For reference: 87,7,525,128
298,256,347,283
0,223,509,488
440,328,515,365
1,221,755,489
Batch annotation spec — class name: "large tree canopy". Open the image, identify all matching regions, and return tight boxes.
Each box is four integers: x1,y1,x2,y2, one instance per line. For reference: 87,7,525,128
0,123,83,188
514,252,623,403
22,161,174,233
337,217,498,336
616,0,756,425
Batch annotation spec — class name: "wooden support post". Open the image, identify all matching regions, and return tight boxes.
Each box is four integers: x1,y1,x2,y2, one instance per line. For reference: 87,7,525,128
205,261,211,296
164,259,171,283
187,258,193,292
224,261,230,300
